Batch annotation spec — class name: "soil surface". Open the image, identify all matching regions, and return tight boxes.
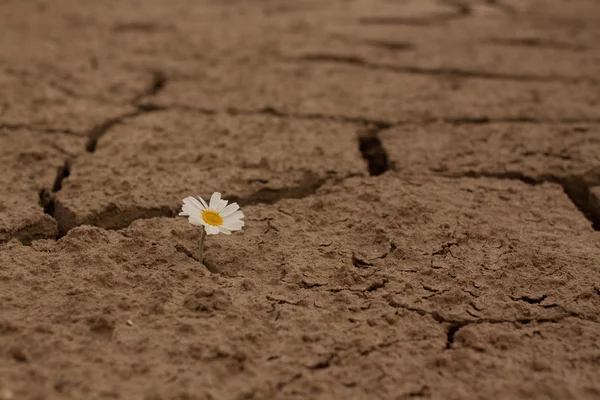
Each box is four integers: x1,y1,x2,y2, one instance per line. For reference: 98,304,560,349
1,1,600,399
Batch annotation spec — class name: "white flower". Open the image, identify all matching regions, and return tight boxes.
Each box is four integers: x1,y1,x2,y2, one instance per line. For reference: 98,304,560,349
179,192,244,235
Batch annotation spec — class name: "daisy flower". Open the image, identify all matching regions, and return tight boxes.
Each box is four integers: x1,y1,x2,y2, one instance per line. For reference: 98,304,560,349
180,192,244,235
179,192,244,264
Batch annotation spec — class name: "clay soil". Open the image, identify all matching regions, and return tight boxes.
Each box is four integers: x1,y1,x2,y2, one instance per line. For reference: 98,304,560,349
1,0,600,399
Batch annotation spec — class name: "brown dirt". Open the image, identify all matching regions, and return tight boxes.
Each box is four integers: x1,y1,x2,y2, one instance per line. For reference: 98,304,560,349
1,0,600,399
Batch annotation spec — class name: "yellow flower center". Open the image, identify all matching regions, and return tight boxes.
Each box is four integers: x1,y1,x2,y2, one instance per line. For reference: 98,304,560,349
202,210,223,226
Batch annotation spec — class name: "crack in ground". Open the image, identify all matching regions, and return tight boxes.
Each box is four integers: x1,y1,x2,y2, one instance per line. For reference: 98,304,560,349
38,105,167,232
359,126,390,176
439,170,600,230
224,105,394,130
440,170,543,185
138,102,394,177
439,316,568,350
32,94,389,240
275,373,302,391
87,70,169,152
360,39,415,52
48,69,168,106
228,171,330,206
326,278,388,294
293,54,591,84
510,295,548,304
135,102,395,131
140,104,600,126
445,323,467,349
131,70,167,104
50,171,351,237
51,159,72,192
487,37,585,52
33,71,171,240
85,106,164,153
358,0,470,26
38,159,71,220
559,173,600,231
307,353,335,370
53,202,179,237
26,70,600,243
142,104,394,177
386,297,598,349
0,123,84,137
436,117,600,125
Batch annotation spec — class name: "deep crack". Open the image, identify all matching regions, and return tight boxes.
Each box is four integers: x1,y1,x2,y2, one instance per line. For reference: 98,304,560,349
86,70,168,152
442,170,542,185
31,71,171,241
229,171,329,206
440,170,600,231
307,354,334,370
560,173,600,231
510,295,548,304
85,110,142,152
54,202,179,236
445,323,467,349
38,158,72,227
28,98,390,241
50,171,348,236
358,15,460,26
38,189,56,219
359,127,390,176
51,159,72,192
85,104,168,153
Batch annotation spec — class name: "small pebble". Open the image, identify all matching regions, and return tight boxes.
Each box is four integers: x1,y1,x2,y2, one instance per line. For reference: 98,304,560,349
126,320,134,326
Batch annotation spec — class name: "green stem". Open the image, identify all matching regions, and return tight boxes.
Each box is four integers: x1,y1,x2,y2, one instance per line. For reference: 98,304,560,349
198,228,206,263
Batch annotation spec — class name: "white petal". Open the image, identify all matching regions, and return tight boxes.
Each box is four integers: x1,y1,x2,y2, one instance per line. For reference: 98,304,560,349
216,199,228,212
181,203,199,217
185,196,205,211
221,203,239,217
189,215,205,227
206,225,220,235
181,197,202,216
197,195,209,209
209,192,221,209
218,226,232,235
182,196,196,205
224,211,244,222
222,220,244,231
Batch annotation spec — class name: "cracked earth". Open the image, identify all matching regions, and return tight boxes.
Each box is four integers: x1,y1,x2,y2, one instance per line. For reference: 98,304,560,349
1,0,600,399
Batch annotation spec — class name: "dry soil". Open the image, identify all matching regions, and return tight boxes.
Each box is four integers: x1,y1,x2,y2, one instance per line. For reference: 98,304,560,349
1,1,600,399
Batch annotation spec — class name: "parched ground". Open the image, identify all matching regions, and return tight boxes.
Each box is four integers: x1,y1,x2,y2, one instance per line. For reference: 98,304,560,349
1,0,600,399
